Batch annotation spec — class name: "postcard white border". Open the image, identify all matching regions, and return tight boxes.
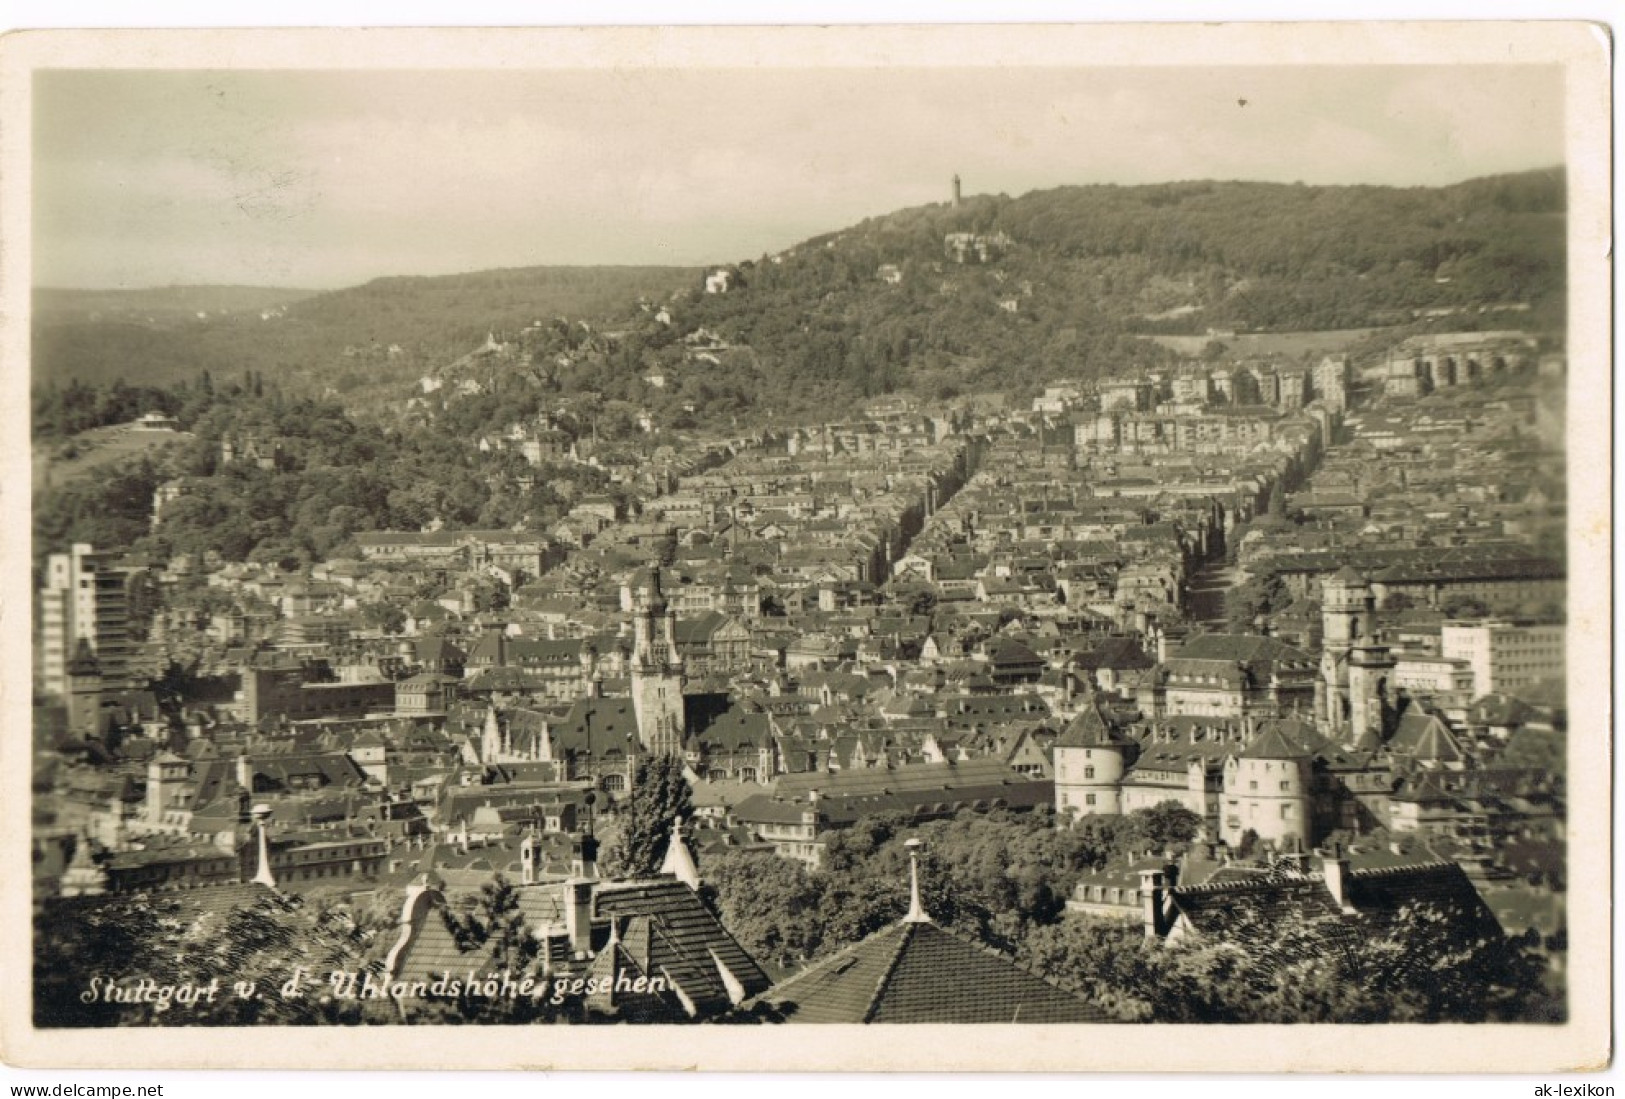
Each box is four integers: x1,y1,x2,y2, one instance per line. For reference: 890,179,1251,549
0,21,1610,1073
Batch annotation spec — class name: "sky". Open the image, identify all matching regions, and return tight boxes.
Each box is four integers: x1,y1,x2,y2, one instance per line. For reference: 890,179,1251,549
33,64,1565,290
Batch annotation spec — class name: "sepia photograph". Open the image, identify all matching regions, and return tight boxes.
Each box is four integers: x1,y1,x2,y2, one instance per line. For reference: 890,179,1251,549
2,19,1611,1074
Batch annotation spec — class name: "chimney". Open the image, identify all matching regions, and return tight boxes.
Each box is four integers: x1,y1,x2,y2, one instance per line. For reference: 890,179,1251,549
570,831,600,881
1138,867,1169,941
564,831,600,956
236,753,253,793
1321,846,1353,910
565,878,595,957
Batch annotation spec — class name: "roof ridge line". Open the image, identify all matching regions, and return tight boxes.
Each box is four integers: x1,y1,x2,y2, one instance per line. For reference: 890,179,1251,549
862,920,918,1025
1175,874,1319,895
1349,859,1456,877
753,923,896,996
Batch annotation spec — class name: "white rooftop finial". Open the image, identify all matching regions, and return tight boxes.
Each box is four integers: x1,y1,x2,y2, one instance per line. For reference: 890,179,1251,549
903,838,929,924
659,815,700,890
251,804,276,888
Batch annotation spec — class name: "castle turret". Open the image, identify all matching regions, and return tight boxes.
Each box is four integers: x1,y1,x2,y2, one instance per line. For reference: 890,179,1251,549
1222,721,1312,851
1052,697,1133,823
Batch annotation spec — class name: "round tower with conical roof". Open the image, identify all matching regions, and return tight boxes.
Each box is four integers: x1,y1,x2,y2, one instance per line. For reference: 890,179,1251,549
1222,722,1312,850
1052,699,1133,823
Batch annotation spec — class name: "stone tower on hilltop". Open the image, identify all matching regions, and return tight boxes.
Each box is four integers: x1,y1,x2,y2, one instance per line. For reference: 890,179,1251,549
952,174,963,208
630,566,686,756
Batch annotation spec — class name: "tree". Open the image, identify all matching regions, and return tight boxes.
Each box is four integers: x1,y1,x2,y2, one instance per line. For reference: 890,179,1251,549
701,850,829,969
1224,570,1288,632
1236,828,1261,860
1018,916,1159,1022
441,875,539,974
35,891,377,1027
1122,801,1205,858
600,753,693,879
1441,595,1492,619
427,875,565,1024
1023,900,1557,1024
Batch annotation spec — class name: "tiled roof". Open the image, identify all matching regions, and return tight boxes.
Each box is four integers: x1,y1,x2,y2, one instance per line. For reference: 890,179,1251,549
1168,633,1315,674
1389,710,1466,762
691,708,774,753
774,759,1038,800
1075,636,1154,671
1239,724,1313,761
1055,700,1124,748
549,699,641,757
1346,861,1503,937
593,880,771,1009
1170,876,1346,936
752,920,1107,1023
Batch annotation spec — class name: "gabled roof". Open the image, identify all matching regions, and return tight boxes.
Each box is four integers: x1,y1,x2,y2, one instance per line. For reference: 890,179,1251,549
550,698,641,757
749,919,1107,1023
986,638,1044,669
593,880,771,1011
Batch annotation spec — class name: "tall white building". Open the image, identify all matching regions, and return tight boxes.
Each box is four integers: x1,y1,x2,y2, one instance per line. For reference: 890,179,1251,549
1440,619,1565,697
38,543,130,696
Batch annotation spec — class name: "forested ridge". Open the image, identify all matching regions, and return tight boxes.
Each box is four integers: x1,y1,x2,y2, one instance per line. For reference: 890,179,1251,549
32,266,695,397
672,169,1563,404
32,170,1563,423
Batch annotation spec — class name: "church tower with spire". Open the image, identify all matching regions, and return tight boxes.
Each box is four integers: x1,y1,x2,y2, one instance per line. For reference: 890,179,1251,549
630,566,686,756
1347,634,1397,750
1318,566,1373,734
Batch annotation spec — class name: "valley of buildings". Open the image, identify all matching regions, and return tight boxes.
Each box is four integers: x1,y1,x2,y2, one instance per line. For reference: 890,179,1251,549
33,327,1568,1022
